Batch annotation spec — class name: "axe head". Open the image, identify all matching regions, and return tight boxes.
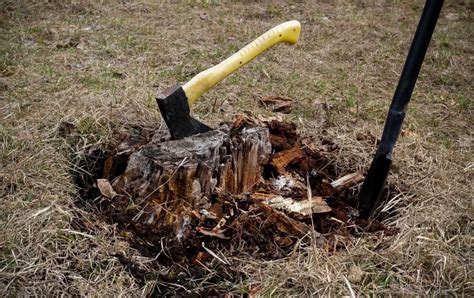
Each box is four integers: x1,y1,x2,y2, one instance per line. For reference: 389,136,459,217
156,84,212,140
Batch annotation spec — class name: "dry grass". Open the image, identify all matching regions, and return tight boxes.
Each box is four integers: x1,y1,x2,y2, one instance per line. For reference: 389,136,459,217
1,0,472,295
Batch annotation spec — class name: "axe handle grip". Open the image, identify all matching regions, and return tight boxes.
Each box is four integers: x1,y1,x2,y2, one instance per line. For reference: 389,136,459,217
183,20,301,105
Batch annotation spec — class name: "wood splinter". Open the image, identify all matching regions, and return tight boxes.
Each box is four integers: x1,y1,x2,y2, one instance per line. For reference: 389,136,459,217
330,172,364,190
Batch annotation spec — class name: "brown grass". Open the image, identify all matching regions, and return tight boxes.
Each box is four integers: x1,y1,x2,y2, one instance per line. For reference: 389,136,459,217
1,0,472,295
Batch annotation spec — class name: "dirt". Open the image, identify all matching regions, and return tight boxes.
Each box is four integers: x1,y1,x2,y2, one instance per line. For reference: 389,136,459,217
70,118,397,295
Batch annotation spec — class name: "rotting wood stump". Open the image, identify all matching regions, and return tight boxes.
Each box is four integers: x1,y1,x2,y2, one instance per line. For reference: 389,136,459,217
70,116,399,295
73,116,395,266
108,126,271,236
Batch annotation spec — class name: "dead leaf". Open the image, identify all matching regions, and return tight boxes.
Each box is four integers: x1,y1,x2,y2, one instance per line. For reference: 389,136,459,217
258,95,293,113
97,179,117,198
76,40,87,50
231,114,258,130
348,265,364,283
55,36,80,49
256,114,284,124
196,227,229,239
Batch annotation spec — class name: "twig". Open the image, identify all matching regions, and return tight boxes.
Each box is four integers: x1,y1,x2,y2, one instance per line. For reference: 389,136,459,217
342,275,356,298
201,242,230,265
60,229,96,239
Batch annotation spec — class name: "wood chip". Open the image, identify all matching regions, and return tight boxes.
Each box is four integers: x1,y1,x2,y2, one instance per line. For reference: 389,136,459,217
270,147,304,174
264,195,331,218
251,192,277,201
330,172,364,189
256,203,308,235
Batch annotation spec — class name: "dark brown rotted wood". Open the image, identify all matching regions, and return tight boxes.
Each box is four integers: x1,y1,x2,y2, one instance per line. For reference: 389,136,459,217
109,127,271,237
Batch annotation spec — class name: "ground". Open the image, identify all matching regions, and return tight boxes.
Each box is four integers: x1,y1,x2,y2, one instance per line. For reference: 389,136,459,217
0,0,472,296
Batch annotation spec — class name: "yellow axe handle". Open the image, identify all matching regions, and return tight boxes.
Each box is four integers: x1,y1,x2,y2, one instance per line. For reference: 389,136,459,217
183,20,301,105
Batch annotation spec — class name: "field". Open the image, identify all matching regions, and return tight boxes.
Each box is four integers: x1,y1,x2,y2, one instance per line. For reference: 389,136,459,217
1,0,472,295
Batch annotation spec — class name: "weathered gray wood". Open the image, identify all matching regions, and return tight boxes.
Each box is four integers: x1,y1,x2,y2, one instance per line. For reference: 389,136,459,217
109,126,271,236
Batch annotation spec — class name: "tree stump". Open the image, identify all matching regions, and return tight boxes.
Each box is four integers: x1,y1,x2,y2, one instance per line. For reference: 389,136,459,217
109,126,271,236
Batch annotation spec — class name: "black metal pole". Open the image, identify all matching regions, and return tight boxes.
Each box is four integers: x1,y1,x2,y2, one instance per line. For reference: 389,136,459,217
358,0,444,219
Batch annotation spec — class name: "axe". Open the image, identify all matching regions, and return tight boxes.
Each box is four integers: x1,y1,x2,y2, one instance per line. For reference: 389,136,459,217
157,20,301,140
